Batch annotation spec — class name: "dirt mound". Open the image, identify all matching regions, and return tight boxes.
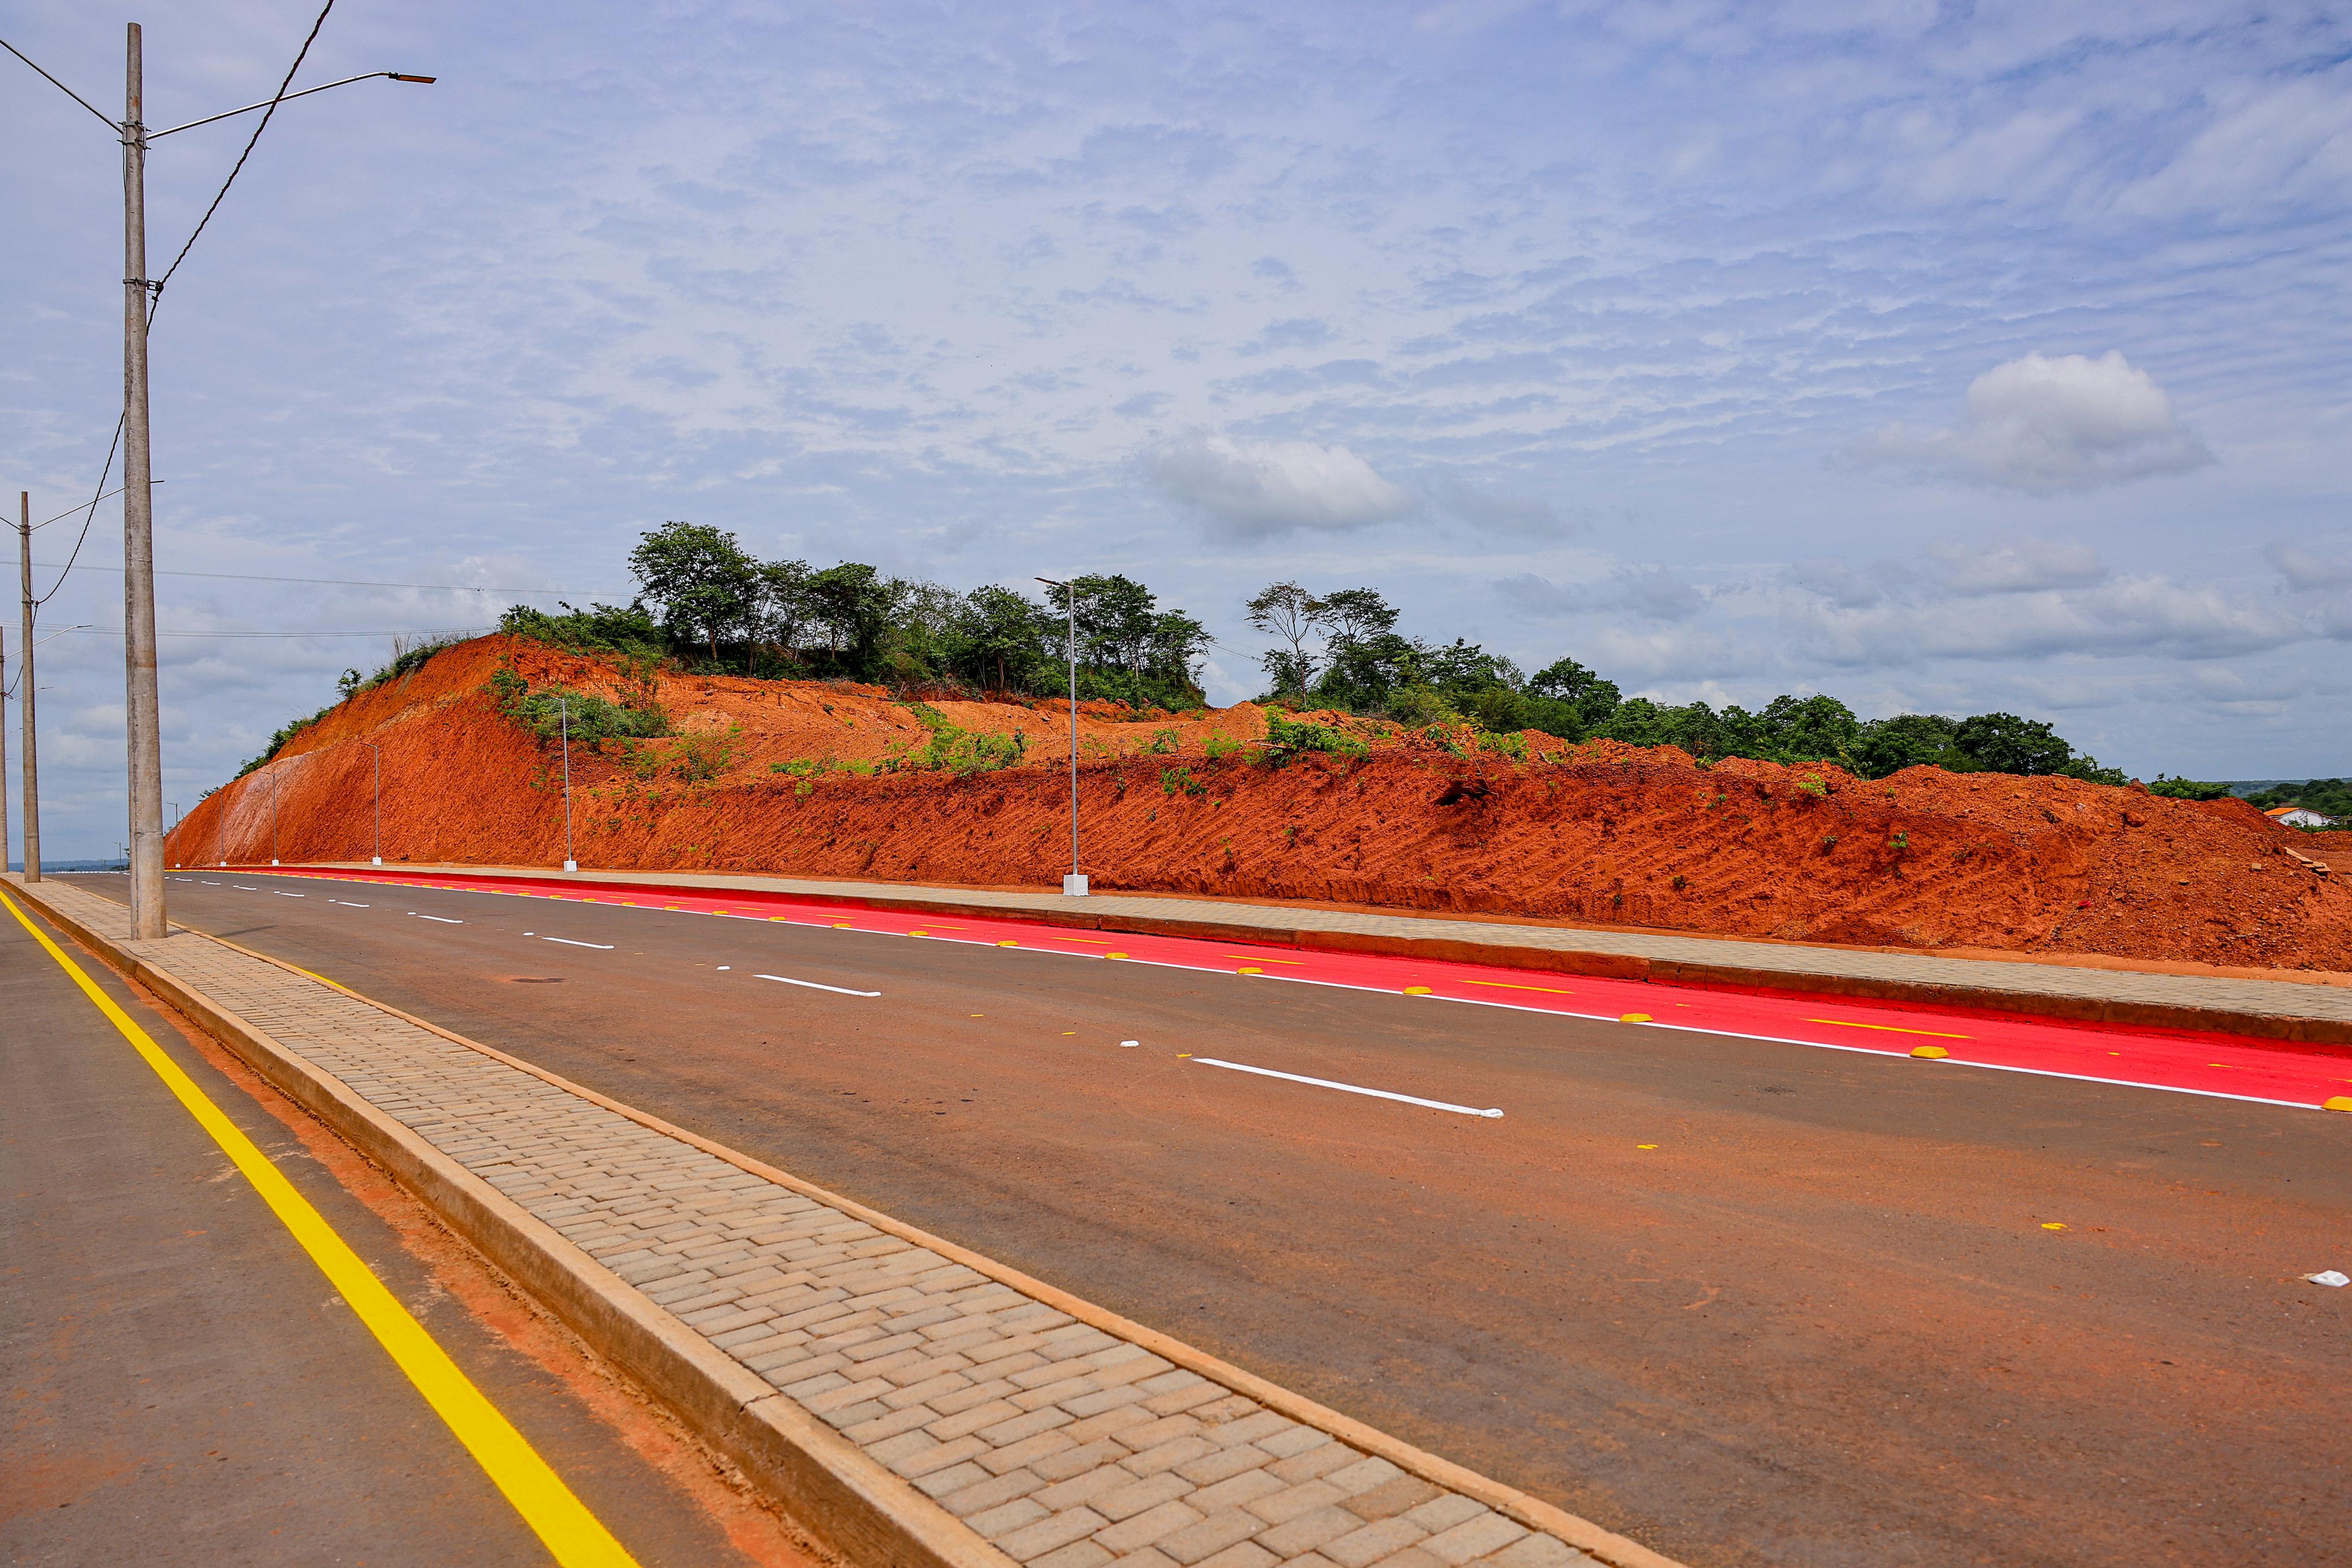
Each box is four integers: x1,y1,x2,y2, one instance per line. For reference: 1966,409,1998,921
166,638,2352,971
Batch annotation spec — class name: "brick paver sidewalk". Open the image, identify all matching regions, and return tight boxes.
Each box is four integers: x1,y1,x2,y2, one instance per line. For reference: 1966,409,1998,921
21,876,1646,1568
328,861,2352,1041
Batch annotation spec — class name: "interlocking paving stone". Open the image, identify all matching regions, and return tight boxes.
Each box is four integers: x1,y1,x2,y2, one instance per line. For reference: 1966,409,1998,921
32,879,1607,1568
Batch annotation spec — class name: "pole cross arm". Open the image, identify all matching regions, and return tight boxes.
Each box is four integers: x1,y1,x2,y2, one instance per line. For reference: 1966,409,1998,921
147,69,435,139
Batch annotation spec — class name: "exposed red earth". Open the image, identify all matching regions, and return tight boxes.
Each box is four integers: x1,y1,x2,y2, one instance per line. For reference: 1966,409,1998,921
167,636,2351,972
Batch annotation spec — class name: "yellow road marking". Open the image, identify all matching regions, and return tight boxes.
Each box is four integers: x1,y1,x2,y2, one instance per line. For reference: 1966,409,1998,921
1805,1017,1969,1040
1462,978,1575,995
1,889,638,1568
289,962,353,996
1053,935,1110,945
1223,953,1302,964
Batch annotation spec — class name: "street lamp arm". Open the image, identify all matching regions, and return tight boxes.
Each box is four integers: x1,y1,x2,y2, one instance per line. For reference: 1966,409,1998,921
148,70,435,139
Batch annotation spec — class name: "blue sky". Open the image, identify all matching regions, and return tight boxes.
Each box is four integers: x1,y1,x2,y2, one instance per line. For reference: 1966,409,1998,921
4,1,2348,857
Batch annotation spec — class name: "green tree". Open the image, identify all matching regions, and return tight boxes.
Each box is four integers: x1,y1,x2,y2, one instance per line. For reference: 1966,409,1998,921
1954,712,2074,776
804,562,901,676
958,584,1051,693
1524,656,1622,739
1755,694,1861,764
629,522,762,666
1246,581,1321,697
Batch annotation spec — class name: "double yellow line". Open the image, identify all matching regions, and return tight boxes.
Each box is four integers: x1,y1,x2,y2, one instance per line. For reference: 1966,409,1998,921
2,889,636,1568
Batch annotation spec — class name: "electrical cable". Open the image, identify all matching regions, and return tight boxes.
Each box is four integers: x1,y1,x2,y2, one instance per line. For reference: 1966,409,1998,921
32,561,628,597
36,1,335,609
153,0,336,295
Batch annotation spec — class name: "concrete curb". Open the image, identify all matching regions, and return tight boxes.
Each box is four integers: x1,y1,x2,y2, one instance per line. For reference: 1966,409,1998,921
295,860,2351,1051
11,874,1685,1568
9,877,1015,1568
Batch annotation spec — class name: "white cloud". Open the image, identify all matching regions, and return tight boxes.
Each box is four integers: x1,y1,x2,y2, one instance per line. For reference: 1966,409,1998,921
1496,566,1704,621
2267,542,2352,592
1926,538,2106,595
1856,352,2212,494
1138,431,1413,536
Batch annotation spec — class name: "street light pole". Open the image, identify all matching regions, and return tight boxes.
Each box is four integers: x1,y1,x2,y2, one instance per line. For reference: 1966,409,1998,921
359,740,381,864
16,491,35,882
559,696,576,873
1035,577,1085,896
120,23,166,937
3,24,435,929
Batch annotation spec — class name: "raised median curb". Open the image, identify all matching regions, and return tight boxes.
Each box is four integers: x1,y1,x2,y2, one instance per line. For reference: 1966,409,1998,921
289,860,2352,1051
7,872,1685,1568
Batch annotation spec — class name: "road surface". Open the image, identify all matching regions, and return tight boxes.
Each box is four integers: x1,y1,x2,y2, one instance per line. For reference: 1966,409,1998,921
3,885,815,1567
77,868,2352,1567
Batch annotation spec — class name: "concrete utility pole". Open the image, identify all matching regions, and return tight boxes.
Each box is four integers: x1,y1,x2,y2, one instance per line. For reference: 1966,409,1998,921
16,491,32,882
122,23,166,937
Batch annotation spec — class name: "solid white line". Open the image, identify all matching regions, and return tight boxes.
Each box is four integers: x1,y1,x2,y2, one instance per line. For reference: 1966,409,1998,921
412,913,464,924
755,973,880,997
543,936,612,949
1191,1057,1503,1118
1394,986,2329,1111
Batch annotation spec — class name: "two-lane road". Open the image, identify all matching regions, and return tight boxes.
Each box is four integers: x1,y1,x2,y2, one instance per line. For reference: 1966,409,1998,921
84,869,2352,1567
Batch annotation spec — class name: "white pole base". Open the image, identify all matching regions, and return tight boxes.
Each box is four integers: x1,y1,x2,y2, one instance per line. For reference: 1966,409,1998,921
271,858,279,865
372,856,383,865
563,860,578,873
1063,873,1089,896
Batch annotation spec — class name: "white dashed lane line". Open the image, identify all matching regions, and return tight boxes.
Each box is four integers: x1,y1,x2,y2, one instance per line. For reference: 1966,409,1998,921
411,913,464,924
1190,1058,1504,1119
755,973,880,998
542,937,613,950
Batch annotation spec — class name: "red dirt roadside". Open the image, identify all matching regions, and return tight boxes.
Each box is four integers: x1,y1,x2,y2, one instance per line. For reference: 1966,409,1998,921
166,637,2352,972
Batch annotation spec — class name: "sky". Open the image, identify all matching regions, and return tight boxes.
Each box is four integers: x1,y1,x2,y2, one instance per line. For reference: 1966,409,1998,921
3,0,2348,859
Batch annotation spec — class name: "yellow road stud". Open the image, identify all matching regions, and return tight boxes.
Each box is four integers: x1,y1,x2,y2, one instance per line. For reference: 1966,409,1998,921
1619,1012,1652,1023
1403,985,1433,995
2324,1096,2352,1113
1910,1044,1949,1059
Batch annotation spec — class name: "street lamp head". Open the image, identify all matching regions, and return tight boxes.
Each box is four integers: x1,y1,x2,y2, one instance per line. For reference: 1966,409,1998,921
390,73,436,83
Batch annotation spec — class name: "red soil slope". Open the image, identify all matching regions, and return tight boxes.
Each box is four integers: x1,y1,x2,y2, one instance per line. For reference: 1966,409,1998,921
167,638,2351,971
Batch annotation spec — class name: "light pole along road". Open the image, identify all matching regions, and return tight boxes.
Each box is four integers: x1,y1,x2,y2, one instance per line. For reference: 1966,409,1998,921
0,22,433,937
1034,575,1086,896
358,739,382,865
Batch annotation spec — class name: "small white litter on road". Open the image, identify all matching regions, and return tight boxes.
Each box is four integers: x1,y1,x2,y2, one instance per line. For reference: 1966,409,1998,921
1120,1040,1140,1048
755,973,879,998
2309,1270,2349,1288
1190,1057,1503,1119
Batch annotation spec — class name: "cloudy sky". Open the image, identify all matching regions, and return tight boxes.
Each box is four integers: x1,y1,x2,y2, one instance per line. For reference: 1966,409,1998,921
4,0,2348,857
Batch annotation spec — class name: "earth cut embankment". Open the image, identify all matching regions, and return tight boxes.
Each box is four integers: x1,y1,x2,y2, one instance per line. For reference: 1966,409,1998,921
166,637,2352,972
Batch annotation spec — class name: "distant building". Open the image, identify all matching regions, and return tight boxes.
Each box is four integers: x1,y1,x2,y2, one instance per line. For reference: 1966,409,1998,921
2264,805,2338,829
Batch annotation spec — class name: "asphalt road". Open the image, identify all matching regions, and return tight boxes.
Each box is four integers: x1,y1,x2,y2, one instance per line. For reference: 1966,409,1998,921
2,889,812,1567
82,870,2352,1568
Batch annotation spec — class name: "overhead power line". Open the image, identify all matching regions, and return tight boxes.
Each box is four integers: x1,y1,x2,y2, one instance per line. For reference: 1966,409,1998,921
33,561,629,596
57,625,493,640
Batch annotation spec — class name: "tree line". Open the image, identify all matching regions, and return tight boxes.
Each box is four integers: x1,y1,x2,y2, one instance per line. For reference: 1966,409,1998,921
501,521,1212,711
494,524,2190,787
1240,579,2159,785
